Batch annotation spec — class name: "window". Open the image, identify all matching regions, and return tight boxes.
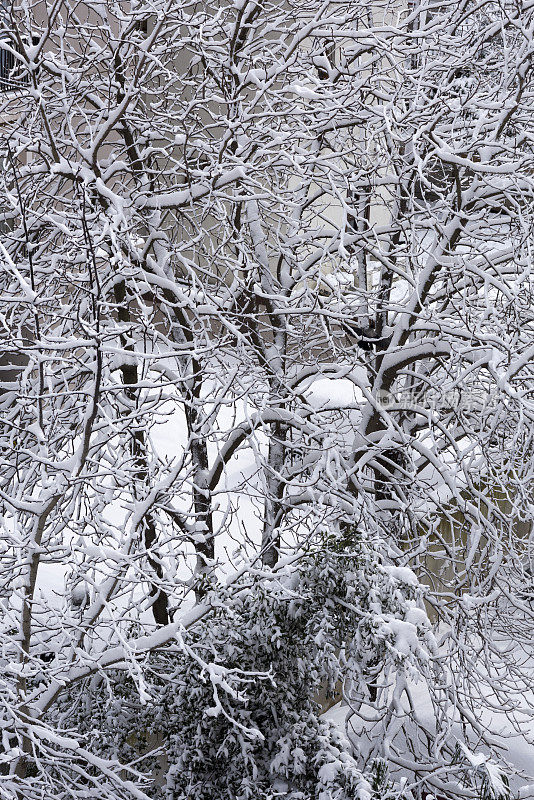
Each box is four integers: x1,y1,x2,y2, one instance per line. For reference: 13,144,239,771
0,33,29,93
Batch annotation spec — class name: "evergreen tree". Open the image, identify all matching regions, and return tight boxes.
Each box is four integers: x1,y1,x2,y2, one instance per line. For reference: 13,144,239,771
63,537,433,799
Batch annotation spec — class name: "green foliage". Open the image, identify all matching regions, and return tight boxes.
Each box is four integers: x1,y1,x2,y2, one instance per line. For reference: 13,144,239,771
451,742,510,800
58,537,433,799
369,758,392,798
